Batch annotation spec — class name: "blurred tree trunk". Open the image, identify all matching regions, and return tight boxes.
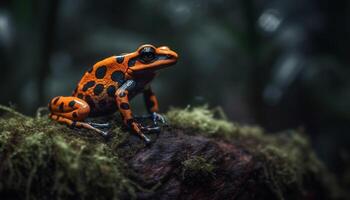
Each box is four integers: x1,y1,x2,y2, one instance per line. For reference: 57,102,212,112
3,0,59,114
36,0,59,107
239,0,264,124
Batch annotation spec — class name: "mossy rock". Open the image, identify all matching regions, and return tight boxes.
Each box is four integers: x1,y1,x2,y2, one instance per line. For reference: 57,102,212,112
0,105,344,199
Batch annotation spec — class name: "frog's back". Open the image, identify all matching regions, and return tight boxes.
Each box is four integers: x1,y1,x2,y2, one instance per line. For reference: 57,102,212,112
73,56,128,116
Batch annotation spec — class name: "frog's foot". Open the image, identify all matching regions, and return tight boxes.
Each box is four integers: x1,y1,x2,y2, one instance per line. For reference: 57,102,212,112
138,125,160,145
75,122,109,138
50,114,109,137
88,122,111,129
151,112,166,126
127,119,159,144
133,112,166,126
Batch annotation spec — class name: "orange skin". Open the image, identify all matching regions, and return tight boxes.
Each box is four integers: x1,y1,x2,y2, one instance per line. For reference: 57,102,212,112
48,44,178,142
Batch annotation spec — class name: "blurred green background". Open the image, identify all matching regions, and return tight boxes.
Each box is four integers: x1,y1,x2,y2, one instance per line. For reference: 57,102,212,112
0,0,350,183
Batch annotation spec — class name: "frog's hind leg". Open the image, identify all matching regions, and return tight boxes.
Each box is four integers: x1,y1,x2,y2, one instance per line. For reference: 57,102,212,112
49,114,108,137
48,96,108,137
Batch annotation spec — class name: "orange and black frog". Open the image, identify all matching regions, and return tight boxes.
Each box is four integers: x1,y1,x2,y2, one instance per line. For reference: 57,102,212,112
48,44,178,143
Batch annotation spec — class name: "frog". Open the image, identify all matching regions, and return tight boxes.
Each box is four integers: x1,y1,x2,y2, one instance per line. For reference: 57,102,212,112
48,44,178,143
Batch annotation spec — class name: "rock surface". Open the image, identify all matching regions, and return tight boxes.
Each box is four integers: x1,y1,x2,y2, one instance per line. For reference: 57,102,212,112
0,106,344,199
130,128,254,199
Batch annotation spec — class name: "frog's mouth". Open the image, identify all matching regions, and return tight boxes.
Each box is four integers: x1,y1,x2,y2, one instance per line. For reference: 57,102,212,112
154,54,178,67
128,54,178,72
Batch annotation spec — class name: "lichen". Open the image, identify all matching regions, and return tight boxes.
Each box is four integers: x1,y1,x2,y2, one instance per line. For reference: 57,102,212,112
181,156,215,185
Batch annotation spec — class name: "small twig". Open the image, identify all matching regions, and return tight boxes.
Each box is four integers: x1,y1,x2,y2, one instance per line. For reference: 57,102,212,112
212,106,228,120
36,107,48,119
0,105,29,119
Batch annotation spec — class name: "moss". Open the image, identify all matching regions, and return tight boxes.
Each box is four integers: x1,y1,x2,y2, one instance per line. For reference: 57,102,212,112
0,106,137,199
166,106,263,139
181,156,215,185
166,106,344,199
252,133,315,199
0,105,344,199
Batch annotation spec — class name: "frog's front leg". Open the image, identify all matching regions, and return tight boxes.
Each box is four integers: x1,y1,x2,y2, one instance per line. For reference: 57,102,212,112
115,80,152,143
143,86,166,126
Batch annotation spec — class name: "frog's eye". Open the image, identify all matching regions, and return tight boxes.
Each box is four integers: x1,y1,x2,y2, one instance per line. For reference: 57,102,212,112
139,46,156,63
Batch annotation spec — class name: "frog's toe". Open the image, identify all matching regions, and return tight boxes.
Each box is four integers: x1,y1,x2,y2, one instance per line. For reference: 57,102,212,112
143,135,151,145
152,112,167,125
141,126,160,133
89,122,111,128
100,130,111,138
137,132,151,144
158,115,166,124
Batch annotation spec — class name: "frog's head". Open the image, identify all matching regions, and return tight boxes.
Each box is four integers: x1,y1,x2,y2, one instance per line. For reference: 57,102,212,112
121,44,178,73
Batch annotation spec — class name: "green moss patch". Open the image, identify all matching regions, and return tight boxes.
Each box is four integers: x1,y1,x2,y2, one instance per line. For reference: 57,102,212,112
0,106,137,199
181,156,215,185
166,106,264,139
